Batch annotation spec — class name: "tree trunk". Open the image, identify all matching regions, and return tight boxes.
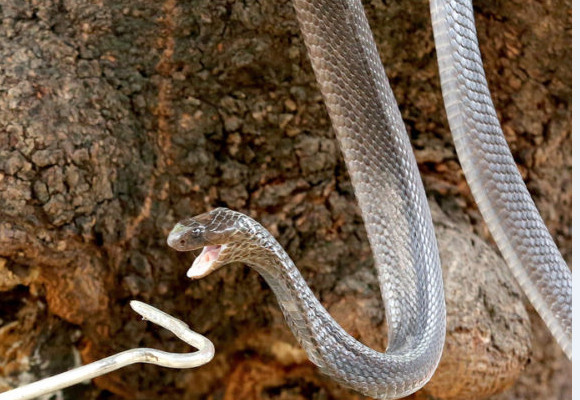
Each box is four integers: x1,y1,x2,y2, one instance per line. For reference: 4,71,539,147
0,0,570,399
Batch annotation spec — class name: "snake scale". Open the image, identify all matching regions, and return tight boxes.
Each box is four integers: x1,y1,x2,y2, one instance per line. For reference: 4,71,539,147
168,0,572,398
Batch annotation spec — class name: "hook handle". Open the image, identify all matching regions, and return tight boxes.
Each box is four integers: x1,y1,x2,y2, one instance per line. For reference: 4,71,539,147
0,301,214,400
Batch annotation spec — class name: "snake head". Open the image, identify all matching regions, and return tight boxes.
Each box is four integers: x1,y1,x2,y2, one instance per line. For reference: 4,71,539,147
167,208,255,279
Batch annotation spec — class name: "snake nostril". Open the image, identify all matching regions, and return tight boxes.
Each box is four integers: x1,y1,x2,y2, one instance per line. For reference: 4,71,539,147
180,239,186,246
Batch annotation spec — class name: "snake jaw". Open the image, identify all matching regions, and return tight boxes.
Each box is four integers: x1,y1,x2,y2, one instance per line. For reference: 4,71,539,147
187,245,224,278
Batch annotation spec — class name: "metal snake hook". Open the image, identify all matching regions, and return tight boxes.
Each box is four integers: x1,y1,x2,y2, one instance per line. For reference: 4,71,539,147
0,301,215,400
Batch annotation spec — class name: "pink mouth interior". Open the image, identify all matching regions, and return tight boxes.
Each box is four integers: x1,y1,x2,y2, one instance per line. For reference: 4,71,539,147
187,245,222,278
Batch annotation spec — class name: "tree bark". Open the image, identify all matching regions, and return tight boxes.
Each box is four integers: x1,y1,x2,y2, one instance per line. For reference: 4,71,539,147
0,0,570,399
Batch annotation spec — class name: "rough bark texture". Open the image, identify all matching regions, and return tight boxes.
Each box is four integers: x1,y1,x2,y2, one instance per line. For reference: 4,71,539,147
0,0,570,399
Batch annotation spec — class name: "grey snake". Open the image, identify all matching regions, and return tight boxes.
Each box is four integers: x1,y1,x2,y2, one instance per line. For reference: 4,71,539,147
167,0,572,398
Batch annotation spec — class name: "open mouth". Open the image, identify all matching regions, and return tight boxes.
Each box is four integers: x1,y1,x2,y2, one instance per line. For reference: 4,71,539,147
187,245,223,278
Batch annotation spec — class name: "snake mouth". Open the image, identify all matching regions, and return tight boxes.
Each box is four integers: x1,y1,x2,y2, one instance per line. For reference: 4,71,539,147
187,245,224,279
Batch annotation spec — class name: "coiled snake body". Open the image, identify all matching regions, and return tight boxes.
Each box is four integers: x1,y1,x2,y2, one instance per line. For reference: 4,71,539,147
168,0,572,398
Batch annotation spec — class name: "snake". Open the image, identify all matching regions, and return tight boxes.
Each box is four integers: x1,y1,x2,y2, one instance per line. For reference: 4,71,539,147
167,0,572,398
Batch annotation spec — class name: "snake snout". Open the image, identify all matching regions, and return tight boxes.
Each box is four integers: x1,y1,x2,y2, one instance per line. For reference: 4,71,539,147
167,222,207,251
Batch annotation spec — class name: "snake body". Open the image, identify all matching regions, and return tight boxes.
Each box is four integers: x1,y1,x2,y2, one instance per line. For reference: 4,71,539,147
430,0,571,358
168,0,571,398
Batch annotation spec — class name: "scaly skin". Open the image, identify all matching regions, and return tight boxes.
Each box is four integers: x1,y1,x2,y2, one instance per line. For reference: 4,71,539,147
168,207,445,399
430,0,571,358
167,0,571,399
